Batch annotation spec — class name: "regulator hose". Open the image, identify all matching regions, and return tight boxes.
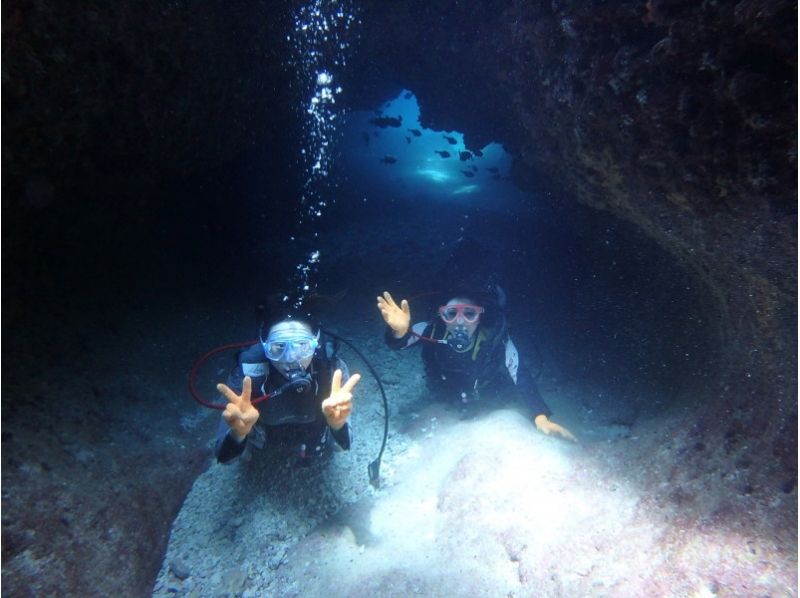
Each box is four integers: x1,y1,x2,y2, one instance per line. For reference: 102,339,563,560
188,332,390,488
323,329,389,489
188,340,274,409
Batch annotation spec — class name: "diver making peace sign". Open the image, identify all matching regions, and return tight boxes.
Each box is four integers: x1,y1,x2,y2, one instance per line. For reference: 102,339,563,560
214,318,362,463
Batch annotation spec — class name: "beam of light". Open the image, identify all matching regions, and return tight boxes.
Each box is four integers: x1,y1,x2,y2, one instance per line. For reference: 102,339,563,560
451,184,479,195
415,168,453,183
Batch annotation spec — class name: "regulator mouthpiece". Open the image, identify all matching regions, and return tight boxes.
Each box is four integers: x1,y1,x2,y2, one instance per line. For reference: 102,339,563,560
285,368,312,394
448,328,472,353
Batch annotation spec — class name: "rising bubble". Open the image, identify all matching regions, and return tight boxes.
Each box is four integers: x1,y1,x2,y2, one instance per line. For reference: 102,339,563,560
285,0,359,307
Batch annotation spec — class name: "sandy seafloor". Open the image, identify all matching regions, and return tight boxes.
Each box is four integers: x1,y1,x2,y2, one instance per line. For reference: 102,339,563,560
150,204,796,597
152,315,797,598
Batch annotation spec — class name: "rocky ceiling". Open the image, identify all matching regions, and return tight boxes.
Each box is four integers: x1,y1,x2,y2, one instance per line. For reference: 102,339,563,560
2,0,796,595
338,0,798,471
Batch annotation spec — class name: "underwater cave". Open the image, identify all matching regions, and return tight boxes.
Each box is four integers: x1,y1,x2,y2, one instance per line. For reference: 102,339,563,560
2,1,796,596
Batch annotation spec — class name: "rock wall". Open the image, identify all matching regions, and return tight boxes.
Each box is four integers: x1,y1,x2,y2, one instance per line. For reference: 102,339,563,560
342,0,797,486
2,0,295,206
2,2,297,596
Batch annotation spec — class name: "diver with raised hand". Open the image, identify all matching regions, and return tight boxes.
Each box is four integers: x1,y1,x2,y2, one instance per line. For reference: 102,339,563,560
214,317,361,464
377,290,576,442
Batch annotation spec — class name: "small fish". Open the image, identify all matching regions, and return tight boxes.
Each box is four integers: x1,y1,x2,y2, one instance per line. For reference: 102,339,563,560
487,166,499,173
405,136,411,144
369,115,403,128
473,149,484,157
403,91,413,99
381,155,397,164
459,151,473,161
434,150,451,158
407,128,422,137
461,170,475,178
443,135,457,144
471,165,478,172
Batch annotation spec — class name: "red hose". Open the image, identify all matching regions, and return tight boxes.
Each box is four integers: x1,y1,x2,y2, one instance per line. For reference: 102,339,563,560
188,340,272,410
410,331,445,344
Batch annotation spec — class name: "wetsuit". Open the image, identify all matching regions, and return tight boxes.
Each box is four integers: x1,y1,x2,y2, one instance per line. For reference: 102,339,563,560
214,341,352,464
385,320,551,417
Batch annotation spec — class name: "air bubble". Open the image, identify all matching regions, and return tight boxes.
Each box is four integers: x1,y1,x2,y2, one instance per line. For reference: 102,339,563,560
285,0,359,307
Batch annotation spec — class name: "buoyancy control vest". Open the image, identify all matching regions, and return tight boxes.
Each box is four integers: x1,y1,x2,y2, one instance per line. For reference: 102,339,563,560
259,337,339,426
424,314,508,396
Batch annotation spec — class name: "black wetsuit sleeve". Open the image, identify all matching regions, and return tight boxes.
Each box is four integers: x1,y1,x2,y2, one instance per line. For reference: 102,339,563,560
384,322,431,350
384,326,411,349
213,344,267,464
214,418,247,464
330,421,352,450
515,359,552,418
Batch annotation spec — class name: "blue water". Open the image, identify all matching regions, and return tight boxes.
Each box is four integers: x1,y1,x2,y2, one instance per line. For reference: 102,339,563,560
339,90,527,212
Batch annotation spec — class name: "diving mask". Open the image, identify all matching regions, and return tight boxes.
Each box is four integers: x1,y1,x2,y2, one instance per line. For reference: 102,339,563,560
438,303,484,324
262,329,320,362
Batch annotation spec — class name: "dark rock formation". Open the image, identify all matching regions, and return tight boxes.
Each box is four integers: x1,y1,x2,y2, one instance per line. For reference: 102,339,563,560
342,0,796,484
2,0,795,595
2,1,294,206
2,2,297,596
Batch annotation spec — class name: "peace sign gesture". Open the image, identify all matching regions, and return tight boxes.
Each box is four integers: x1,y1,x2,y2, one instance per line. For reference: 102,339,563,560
217,376,260,441
322,369,361,431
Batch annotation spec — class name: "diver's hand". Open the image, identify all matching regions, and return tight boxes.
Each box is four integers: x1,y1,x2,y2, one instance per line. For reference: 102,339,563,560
322,369,361,431
217,376,259,441
534,414,577,443
377,291,411,338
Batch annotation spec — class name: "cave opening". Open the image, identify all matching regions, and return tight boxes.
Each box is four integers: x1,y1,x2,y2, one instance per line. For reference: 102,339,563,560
337,89,523,208
314,88,724,442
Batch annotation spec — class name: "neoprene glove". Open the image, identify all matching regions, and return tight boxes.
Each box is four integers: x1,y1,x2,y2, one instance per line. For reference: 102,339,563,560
321,369,361,430
535,414,577,442
377,291,411,337
218,376,260,441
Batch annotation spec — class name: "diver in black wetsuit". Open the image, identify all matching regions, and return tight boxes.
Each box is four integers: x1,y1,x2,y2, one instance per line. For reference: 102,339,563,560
214,318,361,464
377,289,576,442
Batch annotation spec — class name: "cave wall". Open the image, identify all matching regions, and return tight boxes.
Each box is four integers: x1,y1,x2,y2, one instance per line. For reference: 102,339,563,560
2,1,296,202
1,0,300,297
2,2,300,596
341,0,797,483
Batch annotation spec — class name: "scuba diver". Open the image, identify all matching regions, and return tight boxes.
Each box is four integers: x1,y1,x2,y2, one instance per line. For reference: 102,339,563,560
214,317,361,464
376,288,576,442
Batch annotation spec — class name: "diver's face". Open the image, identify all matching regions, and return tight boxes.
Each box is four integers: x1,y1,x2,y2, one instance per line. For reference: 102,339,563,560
442,298,481,338
274,355,313,379
264,321,316,378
